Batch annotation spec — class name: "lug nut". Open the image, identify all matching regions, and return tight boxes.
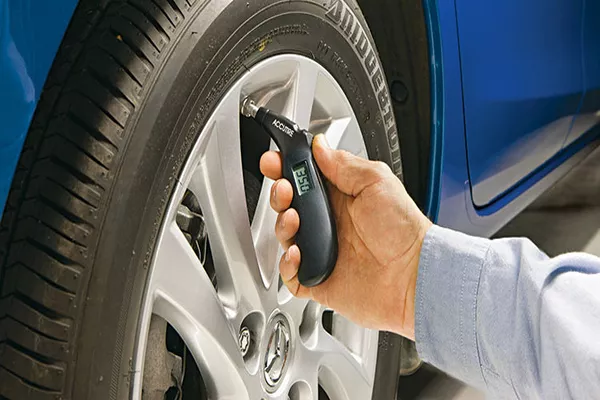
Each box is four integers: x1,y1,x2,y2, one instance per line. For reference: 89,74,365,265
239,327,252,357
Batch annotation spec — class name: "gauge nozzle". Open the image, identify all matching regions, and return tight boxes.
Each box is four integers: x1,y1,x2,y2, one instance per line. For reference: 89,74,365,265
241,97,260,118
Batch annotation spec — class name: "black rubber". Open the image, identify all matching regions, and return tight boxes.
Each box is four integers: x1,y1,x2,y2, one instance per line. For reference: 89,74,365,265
358,0,432,210
0,0,404,399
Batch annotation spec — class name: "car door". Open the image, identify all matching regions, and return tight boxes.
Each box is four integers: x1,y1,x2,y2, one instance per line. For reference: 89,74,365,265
564,1,600,147
455,0,585,207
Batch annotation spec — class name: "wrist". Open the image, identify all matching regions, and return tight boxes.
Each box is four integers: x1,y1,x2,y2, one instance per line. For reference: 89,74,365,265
391,218,432,339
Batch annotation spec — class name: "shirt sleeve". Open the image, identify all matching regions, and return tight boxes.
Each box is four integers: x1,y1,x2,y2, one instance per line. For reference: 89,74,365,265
415,225,600,399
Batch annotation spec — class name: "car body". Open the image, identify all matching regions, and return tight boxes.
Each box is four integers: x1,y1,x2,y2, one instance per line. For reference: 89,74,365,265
1,0,599,237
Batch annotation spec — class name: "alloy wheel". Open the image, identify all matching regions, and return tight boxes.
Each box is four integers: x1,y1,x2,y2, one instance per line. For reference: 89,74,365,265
132,55,378,400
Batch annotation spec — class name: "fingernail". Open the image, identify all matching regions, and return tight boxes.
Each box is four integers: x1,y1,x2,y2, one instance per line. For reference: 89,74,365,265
285,250,291,262
317,134,330,149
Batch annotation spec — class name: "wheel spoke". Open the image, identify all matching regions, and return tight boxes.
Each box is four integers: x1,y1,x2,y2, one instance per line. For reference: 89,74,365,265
288,331,320,400
283,60,320,128
278,288,311,329
289,382,319,400
150,222,262,399
288,368,320,400
326,116,368,157
303,327,373,400
187,90,266,318
251,174,282,297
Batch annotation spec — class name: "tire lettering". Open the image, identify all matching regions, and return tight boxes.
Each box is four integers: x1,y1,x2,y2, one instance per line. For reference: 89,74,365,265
388,126,399,148
317,40,332,57
356,31,369,57
365,49,377,76
372,69,384,92
341,9,355,37
325,1,343,23
325,0,400,173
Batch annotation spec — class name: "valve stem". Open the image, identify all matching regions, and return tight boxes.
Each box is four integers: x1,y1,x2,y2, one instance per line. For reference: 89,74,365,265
241,97,260,118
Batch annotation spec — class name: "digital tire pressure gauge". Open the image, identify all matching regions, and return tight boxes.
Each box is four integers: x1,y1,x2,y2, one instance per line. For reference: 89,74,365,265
241,98,337,287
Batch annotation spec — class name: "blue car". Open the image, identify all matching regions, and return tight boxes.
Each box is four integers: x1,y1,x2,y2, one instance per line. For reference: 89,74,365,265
0,0,598,398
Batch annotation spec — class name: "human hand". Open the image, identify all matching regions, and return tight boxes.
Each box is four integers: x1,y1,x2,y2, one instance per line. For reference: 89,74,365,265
260,135,432,340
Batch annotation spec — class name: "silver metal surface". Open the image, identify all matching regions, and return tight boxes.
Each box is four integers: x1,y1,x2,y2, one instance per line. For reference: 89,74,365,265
241,97,260,118
239,326,252,357
133,55,375,400
263,315,292,389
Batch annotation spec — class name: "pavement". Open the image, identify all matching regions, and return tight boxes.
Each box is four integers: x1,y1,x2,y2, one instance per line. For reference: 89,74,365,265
397,145,600,399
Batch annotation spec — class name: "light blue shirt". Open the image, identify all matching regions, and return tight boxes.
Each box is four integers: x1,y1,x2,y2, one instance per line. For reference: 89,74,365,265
416,225,600,399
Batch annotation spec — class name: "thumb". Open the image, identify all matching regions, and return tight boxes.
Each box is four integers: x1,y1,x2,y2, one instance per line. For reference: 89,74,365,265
312,134,388,196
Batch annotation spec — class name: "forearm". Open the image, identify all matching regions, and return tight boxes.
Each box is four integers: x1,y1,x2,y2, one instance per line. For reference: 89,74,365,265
415,225,600,398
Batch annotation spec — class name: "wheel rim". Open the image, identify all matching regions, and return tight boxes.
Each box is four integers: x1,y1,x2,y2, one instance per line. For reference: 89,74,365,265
132,54,378,400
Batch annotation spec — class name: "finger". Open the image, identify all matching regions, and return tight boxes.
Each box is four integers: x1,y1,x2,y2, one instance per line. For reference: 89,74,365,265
275,208,300,250
312,134,392,196
260,151,283,180
270,179,294,213
280,245,311,298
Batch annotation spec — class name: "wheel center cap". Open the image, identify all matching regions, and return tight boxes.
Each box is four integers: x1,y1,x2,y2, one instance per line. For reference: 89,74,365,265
263,315,291,388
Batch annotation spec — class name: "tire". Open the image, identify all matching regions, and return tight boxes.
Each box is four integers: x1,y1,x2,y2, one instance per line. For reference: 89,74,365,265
0,0,403,399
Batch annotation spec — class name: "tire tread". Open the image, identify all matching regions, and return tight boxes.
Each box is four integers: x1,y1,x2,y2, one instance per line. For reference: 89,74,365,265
0,0,201,396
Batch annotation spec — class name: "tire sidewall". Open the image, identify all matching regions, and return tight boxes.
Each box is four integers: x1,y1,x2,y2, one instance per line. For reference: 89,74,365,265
74,1,401,398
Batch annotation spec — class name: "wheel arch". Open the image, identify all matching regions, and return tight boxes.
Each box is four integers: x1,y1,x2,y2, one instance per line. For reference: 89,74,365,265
356,0,433,210
0,0,78,219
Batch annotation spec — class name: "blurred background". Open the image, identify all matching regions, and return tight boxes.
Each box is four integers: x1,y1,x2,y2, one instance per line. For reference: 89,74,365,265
397,146,600,399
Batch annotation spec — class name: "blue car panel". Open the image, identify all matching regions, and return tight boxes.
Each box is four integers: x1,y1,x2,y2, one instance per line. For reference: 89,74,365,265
566,1,600,147
426,0,600,236
455,0,586,207
0,0,77,217
582,0,600,111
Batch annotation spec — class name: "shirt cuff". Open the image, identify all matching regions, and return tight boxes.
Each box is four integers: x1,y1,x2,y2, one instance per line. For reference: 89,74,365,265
415,225,491,388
